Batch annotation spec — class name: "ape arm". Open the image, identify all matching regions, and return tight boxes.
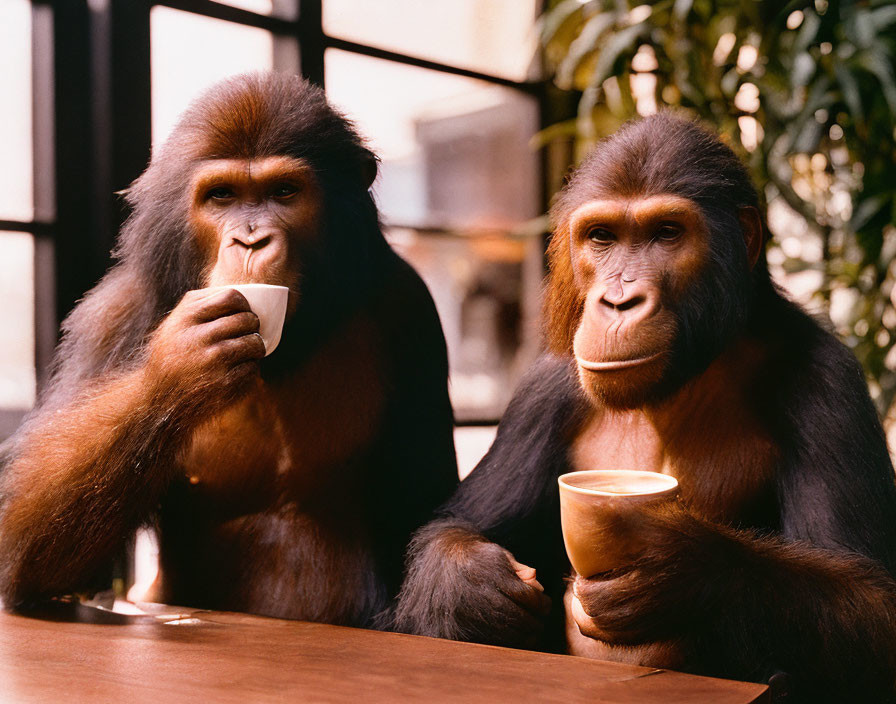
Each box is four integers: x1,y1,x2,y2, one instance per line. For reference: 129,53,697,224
776,332,896,572
365,259,460,605
0,369,187,605
437,355,585,561
392,355,583,646
0,286,265,607
572,506,896,699
574,330,896,700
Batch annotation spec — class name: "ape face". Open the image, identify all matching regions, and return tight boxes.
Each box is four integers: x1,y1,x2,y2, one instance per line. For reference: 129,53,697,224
567,194,711,408
189,155,322,313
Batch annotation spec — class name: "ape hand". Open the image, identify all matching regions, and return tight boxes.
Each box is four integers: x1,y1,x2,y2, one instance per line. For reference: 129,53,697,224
146,287,266,397
394,521,551,648
570,503,735,646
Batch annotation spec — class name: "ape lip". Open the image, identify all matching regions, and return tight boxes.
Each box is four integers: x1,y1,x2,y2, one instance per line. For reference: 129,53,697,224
575,352,664,371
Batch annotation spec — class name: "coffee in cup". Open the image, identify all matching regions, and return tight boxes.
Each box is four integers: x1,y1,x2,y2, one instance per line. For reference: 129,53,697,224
558,469,679,577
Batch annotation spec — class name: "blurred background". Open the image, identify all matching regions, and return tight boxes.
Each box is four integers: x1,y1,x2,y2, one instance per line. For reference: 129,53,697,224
2,0,896,482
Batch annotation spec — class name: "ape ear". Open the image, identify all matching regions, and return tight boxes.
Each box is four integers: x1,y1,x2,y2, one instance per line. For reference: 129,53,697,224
360,149,378,190
738,206,763,270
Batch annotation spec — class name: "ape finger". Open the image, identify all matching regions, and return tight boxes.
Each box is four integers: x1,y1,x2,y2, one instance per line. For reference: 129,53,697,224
216,333,266,364
189,288,253,322
469,588,547,646
508,556,544,592
202,311,260,343
570,593,606,641
497,569,552,616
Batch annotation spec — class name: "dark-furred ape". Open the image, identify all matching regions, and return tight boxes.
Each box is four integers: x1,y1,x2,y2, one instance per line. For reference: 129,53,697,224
0,72,458,626
394,113,896,702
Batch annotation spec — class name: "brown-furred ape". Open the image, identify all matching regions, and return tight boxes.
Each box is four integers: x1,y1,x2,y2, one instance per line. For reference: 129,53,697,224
393,113,896,703
0,72,458,627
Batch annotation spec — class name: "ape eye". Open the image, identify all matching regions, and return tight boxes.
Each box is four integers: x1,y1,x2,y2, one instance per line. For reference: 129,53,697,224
655,224,683,241
271,183,299,199
587,228,615,244
206,186,235,201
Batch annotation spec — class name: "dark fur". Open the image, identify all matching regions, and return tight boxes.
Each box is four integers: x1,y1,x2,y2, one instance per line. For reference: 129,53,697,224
394,114,896,702
0,73,458,626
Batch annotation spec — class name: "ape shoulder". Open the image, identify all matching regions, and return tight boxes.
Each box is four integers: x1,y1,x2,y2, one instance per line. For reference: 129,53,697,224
756,297,896,570
486,355,586,453
439,354,587,545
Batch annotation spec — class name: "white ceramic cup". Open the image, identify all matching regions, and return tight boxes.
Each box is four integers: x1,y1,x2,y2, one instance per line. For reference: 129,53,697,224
211,283,288,356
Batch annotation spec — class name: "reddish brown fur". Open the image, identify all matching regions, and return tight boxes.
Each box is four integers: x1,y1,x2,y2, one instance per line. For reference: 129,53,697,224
544,224,582,354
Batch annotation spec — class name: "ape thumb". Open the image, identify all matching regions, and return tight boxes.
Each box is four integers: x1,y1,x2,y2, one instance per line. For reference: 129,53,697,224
508,556,544,592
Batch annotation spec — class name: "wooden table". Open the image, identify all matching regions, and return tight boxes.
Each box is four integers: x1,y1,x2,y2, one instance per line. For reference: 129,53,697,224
0,603,768,703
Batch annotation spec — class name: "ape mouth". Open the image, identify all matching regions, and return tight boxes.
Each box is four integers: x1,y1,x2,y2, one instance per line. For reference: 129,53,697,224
575,351,665,371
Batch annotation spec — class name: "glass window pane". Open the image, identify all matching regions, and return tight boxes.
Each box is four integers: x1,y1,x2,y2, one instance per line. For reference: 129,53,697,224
325,50,540,229
326,51,542,420
215,0,298,20
324,0,540,81
387,230,543,421
151,7,276,146
0,0,33,222
217,0,272,13
0,232,35,410
455,426,498,480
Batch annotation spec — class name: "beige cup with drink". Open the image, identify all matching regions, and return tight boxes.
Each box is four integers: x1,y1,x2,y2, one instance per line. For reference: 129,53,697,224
210,283,289,356
558,469,679,577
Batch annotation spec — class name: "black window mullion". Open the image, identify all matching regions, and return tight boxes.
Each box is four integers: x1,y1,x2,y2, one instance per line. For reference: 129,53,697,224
299,0,324,86
0,220,53,238
322,36,541,95
154,0,297,34
43,0,96,330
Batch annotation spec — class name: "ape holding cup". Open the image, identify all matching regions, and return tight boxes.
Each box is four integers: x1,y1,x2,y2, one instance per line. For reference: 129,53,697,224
209,284,288,356
558,470,679,577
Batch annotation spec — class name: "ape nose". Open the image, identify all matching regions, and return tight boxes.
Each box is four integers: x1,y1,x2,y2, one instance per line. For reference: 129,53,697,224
598,279,654,316
600,287,644,310
232,230,273,249
600,291,646,312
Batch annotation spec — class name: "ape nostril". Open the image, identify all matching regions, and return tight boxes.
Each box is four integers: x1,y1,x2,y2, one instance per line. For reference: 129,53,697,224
233,232,272,250
599,293,647,312
616,295,646,312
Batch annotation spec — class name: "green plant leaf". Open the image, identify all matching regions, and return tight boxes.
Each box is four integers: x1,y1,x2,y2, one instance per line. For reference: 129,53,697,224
539,0,587,47
530,118,581,148
858,48,896,115
869,5,896,31
834,61,864,123
792,117,825,152
672,0,694,21
721,66,741,96
852,194,890,233
794,8,822,53
557,12,619,89
585,21,651,89
791,52,817,88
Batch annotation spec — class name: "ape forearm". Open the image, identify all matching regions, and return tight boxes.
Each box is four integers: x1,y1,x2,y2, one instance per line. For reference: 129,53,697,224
0,369,198,606
716,531,896,698
580,510,896,698
0,286,266,607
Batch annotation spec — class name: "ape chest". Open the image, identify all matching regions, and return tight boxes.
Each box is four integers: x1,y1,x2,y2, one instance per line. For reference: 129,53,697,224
571,408,778,522
181,350,384,502
571,413,666,474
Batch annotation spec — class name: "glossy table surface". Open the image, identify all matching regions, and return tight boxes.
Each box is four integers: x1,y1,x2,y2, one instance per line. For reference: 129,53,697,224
0,602,769,703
